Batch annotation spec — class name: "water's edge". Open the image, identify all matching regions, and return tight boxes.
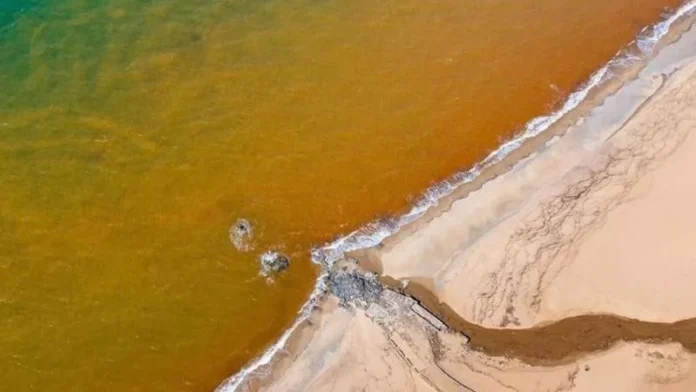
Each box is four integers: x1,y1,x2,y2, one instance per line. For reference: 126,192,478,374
217,2,696,390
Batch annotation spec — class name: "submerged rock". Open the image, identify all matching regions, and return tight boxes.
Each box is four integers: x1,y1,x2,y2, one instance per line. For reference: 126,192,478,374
328,269,383,308
230,218,255,252
260,251,290,276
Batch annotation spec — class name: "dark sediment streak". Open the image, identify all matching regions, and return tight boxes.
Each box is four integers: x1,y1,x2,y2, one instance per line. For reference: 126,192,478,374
381,276,696,365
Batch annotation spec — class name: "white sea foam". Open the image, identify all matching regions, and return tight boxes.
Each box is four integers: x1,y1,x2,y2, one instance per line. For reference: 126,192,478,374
311,62,612,268
217,2,696,390
215,273,328,392
638,1,696,54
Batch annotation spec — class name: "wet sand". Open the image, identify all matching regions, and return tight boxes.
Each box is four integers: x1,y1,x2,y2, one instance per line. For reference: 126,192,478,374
225,12,696,392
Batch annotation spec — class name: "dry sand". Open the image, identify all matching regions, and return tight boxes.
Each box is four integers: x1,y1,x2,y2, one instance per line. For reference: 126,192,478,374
375,24,696,330
233,16,696,392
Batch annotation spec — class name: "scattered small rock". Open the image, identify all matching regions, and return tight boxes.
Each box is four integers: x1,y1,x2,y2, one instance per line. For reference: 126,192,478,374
584,364,590,372
230,218,255,252
328,269,383,308
260,251,290,276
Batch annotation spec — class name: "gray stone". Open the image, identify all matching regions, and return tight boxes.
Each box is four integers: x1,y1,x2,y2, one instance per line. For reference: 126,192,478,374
260,251,290,275
328,269,382,308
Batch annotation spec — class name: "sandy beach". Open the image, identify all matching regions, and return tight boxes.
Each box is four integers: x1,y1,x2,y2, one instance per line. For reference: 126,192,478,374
225,12,696,392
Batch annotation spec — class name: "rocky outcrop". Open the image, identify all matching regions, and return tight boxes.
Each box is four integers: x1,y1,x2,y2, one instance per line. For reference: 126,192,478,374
328,266,382,308
230,218,255,252
260,251,290,276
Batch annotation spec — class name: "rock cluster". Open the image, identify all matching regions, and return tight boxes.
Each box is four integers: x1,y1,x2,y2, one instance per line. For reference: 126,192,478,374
260,251,290,276
328,268,383,308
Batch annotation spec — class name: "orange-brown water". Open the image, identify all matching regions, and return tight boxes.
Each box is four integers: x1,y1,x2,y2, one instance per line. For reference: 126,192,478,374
0,0,685,390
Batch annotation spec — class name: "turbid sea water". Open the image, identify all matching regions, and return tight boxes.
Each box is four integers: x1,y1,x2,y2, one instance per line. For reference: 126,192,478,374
0,0,686,390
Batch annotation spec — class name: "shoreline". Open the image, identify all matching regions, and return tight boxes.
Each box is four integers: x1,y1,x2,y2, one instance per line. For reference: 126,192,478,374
350,4,696,265
217,3,696,390
314,0,696,269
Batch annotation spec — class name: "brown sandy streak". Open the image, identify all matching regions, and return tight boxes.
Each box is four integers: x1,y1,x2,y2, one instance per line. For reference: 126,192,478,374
384,278,696,367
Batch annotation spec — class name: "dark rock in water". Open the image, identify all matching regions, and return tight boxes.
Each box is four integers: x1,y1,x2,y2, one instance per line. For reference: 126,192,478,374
328,269,382,308
230,218,255,252
260,251,290,275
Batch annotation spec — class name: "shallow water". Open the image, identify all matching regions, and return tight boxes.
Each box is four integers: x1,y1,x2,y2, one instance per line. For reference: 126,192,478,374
0,0,684,390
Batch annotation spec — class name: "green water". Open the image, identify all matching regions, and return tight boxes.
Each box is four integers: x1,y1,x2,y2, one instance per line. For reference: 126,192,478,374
0,1,322,390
